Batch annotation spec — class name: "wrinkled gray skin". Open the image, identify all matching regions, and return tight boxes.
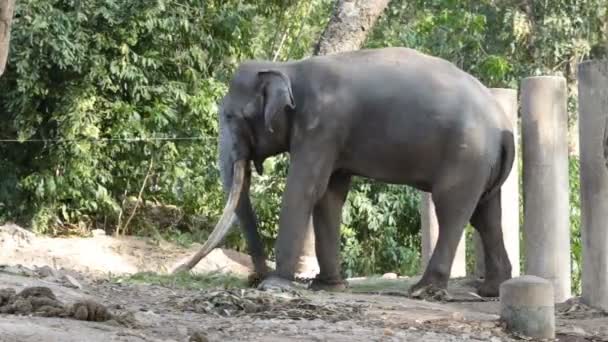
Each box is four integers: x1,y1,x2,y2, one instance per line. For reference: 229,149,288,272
217,47,514,297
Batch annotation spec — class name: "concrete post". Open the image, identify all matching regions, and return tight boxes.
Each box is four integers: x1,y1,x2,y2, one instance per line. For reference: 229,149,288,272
295,217,320,279
420,192,466,277
521,76,571,303
500,275,556,339
578,60,608,310
474,88,521,278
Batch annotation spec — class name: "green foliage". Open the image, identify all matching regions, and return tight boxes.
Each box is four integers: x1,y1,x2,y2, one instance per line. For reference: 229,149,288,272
0,0,262,235
0,0,333,255
367,0,608,88
340,180,421,278
569,157,582,295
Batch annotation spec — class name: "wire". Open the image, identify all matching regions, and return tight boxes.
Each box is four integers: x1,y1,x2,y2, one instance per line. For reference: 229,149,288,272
0,136,213,143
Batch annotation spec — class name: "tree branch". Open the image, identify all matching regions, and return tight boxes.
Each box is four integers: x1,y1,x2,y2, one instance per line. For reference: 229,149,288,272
117,157,154,236
313,0,390,56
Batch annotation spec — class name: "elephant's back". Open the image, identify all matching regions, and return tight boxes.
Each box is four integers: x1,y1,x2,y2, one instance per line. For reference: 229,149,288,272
323,47,511,130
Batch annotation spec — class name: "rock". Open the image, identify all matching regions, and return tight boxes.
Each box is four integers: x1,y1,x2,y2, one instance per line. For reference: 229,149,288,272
451,312,464,321
91,229,106,237
480,321,497,329
0,223,35,242
63,274,82,289
382,273,398,279
189,331,209,342
557,325,589,337
478,331,492,339
35,265,60,279
0,264,36,277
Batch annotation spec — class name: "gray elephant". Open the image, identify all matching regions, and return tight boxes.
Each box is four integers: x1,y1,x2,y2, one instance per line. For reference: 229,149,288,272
200,47,515,297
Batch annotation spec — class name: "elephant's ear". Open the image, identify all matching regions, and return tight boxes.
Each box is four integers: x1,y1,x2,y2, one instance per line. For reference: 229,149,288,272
257,69,295,133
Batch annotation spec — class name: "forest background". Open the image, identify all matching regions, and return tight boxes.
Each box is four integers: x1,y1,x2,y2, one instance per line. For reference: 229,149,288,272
1,0,607,295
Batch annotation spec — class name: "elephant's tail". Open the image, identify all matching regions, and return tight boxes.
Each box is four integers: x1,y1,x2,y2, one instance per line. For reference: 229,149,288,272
479,129,515,204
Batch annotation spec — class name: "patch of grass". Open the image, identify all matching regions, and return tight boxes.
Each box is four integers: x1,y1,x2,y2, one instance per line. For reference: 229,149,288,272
114,271,249,290
347,276,417,293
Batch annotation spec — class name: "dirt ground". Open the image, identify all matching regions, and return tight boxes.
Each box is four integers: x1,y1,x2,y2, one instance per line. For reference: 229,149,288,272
1,224,607,342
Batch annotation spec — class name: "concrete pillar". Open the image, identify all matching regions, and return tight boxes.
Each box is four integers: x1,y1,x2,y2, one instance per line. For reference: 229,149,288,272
500,275,555,339
578,60,608,310
474,88,521,278
521,76,571,303
420,192,466,277
294,217,319,279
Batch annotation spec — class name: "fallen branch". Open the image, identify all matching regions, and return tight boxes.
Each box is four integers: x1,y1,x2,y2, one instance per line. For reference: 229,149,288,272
116,157,154,236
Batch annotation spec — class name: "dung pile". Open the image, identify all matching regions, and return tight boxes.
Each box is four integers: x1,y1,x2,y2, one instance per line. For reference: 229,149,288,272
0,286,113,322
175,288,364,322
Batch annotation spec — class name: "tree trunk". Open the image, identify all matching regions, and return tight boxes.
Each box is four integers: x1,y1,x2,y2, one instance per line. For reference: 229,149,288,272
295,0,390,277
605,4,608,55
313,0,391,56
0,0,16,77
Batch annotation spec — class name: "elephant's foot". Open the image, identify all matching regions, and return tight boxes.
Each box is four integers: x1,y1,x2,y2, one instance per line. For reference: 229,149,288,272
476,275,510,297
308,275,348,292
409,276,451,302
248,263,273,288
257,275,296,292
463,277,484,288
247,272,265,288
409,283,453,302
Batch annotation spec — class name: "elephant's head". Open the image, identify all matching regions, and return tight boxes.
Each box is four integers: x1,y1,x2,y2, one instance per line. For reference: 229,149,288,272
195,62,296,274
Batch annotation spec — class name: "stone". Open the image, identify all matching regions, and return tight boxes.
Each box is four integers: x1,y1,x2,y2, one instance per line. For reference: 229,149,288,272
451,312,464,321
521,76,571,302
35,265,60,279
499,275,555,339
189,331,209,342
91,229,106,237
381,273,397,279
63,274,82,289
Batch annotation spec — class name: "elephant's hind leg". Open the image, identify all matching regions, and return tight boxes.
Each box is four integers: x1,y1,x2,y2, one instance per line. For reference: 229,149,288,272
309,172,352,292
410,174,485,295
470,190,512,297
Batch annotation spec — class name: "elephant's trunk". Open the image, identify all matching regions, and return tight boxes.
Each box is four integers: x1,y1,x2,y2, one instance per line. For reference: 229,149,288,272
182,111,249,266
218,113,269,276
172,112,269,276
171,159,246,273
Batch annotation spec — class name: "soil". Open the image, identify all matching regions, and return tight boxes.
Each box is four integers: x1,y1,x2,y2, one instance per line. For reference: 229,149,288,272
1,223,607,342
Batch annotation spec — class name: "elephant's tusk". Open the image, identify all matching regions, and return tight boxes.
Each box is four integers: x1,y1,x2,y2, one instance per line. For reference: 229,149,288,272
171,160,246,274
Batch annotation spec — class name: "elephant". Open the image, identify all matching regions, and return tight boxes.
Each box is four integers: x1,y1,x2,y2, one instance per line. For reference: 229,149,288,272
201,47,515,297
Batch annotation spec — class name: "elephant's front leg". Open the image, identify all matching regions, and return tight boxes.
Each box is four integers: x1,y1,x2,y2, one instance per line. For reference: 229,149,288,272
258,150,335,291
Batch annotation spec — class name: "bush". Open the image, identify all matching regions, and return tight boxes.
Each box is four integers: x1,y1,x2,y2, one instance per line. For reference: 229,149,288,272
341,180,421,278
